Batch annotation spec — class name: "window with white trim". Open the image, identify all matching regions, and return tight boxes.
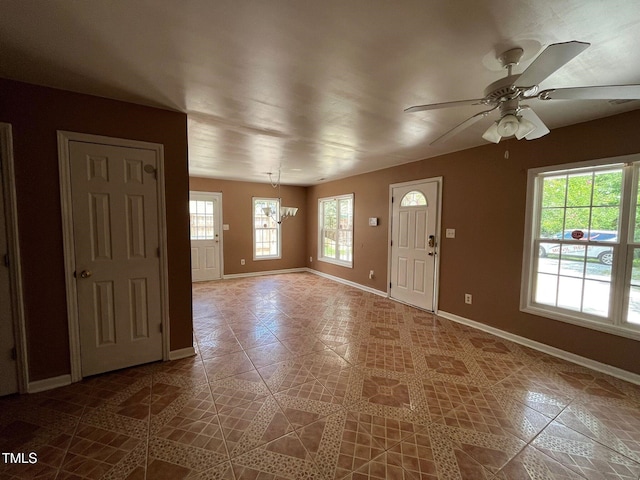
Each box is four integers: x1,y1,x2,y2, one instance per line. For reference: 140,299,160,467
189,199,215,240
318,194,354,267
253,197,280,260
521,155,640,340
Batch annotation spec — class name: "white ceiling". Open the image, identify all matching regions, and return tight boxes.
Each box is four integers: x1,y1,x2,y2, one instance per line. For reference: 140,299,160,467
2,1,640,185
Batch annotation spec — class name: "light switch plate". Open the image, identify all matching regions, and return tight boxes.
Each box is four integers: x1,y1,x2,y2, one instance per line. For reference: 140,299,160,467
446,228,455,238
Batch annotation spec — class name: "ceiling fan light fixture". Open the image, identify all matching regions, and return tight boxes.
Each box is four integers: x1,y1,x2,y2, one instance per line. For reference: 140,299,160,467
496,114,520,137
515,116,536,139
482,122,502,143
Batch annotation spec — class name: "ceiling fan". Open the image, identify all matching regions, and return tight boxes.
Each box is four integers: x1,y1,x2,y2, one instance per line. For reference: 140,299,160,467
405,41,640,144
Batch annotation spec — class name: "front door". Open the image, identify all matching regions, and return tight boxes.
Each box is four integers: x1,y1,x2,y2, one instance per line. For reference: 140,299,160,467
0,135,17,395
390,180,440,311
190,192,222,282
69,141,163,376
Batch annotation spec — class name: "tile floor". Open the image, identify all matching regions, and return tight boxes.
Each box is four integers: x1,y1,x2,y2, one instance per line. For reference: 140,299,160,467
1,272,640,479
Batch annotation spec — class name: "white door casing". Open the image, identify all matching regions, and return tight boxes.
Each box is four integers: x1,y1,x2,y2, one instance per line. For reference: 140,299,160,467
190,191,222,282
58,132,169,381
389,179,441,311
0,132,17,395
0,123,26,395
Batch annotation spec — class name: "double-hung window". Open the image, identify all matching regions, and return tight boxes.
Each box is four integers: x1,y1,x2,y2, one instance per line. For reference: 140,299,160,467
318,194,354,267
253,197,280,260
521,154,640,339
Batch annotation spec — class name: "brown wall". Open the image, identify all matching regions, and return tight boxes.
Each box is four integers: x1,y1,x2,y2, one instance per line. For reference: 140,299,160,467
307,109,640,374
0,79,193,382
189,177,307,275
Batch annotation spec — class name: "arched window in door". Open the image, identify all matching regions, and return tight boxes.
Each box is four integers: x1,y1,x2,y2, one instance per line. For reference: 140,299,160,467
400,190,427,206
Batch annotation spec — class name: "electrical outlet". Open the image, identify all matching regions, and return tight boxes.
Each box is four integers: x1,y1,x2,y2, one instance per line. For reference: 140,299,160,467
310,256,313,262
464,293,472,304
241,259,245,265
369,270,374,279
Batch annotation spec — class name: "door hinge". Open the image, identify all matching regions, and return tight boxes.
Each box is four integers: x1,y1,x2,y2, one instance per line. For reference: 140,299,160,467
389,282,392,288
157,247,161,258
159,323,163,333
3,253,8,268
390,240,393,247
10,347,17,361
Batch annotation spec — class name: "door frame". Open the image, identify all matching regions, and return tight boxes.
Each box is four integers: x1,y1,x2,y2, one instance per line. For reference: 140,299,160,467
58,131,170,383
0,123,28,393
190,190,224,281
387,177,443,312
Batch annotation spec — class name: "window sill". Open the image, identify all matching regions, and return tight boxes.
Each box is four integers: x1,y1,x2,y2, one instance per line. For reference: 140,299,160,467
318,257,353,269
253,256,281,261
521,304,640,341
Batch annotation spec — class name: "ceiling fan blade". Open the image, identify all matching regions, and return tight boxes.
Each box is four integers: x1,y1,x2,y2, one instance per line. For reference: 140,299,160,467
404,98,486,113
430,107,496,145
515,41,590,87
538,84,640,100
519,106,550,140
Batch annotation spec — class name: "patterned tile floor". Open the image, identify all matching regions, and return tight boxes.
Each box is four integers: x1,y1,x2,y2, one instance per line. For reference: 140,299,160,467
2,272,640,479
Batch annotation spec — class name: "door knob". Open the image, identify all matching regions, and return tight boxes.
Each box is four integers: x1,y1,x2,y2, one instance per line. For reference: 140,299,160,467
79,270,92,278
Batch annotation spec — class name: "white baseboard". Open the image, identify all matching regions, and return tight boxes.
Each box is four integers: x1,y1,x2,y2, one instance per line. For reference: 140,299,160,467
438,310,640,386
169,346,196,360
306,268,387,297
27,374,71,394
223,268,307,280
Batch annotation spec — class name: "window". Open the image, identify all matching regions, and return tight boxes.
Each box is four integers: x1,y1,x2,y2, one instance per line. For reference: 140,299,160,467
319,194,354,267
521,155,640,340
190,198,215,240
253,197,280,260
400,190,427,206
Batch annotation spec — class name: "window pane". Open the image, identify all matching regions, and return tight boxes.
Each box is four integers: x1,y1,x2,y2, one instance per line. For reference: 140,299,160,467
564,207,590,232
338,230,353,261
592,170,622,206
323,201,337,229
535,273,558,305
537,244,559,274
400,190,427,206
539,208,565,238
541,176,567,208
583,280,610,317
627,286,640,325
586,245,613,278
566,173,593,207
557,276,583,311
590,207,619,234
323,229,336,258
559,249,586,278
339,198,353,229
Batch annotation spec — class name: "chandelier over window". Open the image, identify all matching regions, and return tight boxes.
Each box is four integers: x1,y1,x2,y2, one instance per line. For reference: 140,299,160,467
263,169,298,224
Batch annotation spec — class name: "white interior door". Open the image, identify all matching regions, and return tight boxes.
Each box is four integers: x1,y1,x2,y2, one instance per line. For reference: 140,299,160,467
390,180,440,311
190,192,222,282
69,141,163,377
0,150,17,395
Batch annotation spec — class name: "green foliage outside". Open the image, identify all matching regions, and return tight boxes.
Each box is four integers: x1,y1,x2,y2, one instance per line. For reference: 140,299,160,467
539,169,623,238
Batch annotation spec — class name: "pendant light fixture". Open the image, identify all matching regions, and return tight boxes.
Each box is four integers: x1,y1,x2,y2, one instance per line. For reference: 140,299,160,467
263,169,298,224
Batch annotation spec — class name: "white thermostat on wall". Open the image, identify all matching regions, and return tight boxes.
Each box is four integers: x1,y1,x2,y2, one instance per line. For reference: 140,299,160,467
368,217,378,226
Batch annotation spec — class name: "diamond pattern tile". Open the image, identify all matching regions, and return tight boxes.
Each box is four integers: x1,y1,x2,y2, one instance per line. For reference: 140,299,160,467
532,421,640,479
1,272,639,480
